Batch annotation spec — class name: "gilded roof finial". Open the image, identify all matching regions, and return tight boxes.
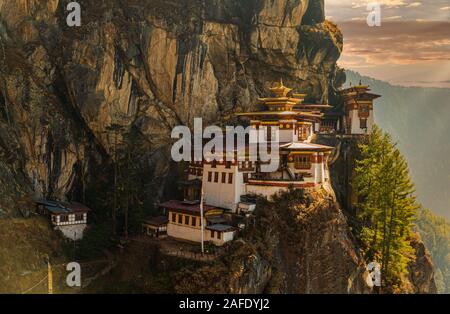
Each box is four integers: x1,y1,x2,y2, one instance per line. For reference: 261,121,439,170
270,79,292,97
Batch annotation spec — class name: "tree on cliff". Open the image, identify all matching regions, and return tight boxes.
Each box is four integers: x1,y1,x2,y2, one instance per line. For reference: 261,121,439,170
354,125,418,291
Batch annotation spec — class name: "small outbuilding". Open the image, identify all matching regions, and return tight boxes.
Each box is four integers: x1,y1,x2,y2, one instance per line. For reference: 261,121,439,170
205,224,236,246
35,200,91,241
142,216,168,238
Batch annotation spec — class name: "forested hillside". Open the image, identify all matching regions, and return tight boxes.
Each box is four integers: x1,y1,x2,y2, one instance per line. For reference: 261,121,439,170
345,71,450,293
345,70,450,219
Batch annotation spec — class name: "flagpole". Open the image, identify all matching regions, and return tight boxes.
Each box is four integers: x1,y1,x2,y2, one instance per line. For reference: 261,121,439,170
200,188,205,255
47,257,53,295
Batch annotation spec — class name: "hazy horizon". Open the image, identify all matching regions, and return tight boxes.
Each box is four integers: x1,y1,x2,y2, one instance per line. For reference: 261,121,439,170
326,0,450,88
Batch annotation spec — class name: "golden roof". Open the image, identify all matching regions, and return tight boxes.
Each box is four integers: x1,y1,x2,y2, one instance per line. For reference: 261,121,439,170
236,110,323,119
269,79,292,97
235,80,327,122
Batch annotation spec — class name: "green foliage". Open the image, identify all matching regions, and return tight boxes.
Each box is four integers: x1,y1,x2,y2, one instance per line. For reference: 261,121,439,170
77,221,118,260
354,126,418,290
416,207,450,293
346,70,450,220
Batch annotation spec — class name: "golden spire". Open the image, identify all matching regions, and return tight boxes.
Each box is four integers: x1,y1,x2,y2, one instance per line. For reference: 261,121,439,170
269,79,292,98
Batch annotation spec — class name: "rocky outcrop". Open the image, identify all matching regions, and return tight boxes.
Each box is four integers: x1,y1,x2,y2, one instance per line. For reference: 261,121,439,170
174,188,372,294
0,0,343,215
407,235,437,294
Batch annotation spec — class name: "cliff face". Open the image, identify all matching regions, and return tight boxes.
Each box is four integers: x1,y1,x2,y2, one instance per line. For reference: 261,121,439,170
173,188,372,294
0,1,436,295
0,0,342,214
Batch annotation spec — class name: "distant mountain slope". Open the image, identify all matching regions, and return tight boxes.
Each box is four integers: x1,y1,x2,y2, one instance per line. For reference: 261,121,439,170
345,70,450,219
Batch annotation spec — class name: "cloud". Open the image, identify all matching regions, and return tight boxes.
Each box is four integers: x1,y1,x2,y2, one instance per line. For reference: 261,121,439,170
385,16,402,20
407,2,422,7
349,0,407,8
338,21,450,65
328,3,450,87
326,0,450,21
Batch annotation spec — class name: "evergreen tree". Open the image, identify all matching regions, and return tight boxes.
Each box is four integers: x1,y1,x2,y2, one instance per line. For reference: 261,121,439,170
354,125,418,290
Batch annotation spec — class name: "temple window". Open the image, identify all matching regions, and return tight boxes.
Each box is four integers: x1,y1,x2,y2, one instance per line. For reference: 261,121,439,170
214,172,219,183
192,217,197,227
171,213,176,223
208,172,212,182
185,216,190,226
294,156,311,170
360,119,367,129
228,173,234,184
221,172,226,183
178,215,183,224
75,213,84,221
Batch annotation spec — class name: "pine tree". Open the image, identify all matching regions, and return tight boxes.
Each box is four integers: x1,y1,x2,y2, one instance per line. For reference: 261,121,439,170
354,125,418,290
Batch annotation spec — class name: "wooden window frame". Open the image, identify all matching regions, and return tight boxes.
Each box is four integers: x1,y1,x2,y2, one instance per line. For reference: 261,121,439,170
171,212,176,223
228,173,233,184
75,213,84,221
360,118,367,129
294,155,311,170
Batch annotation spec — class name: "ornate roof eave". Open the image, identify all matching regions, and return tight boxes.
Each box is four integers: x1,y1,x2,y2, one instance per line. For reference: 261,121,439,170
280,142,334,152
236,111,323,117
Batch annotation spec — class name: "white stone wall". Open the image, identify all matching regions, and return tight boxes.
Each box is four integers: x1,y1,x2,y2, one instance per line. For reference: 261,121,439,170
56,224,87,241
278,128,295,143
205,230,235,246
168,222,234,246
313,153,325,184
202,164,244,212
167,223,203,242
349,108,374,135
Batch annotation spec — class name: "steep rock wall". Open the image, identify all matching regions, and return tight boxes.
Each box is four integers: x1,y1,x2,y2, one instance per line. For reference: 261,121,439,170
0,0,342,214
173,188,372,294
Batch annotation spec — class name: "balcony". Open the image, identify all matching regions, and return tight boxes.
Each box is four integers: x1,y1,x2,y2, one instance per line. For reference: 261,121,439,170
250,172,306,182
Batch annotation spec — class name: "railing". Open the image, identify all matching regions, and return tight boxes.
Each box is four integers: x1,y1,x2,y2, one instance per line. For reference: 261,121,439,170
163,250,220,262
250,173,305,182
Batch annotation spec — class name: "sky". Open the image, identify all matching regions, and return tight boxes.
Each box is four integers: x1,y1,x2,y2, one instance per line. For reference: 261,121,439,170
325,0,450,88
